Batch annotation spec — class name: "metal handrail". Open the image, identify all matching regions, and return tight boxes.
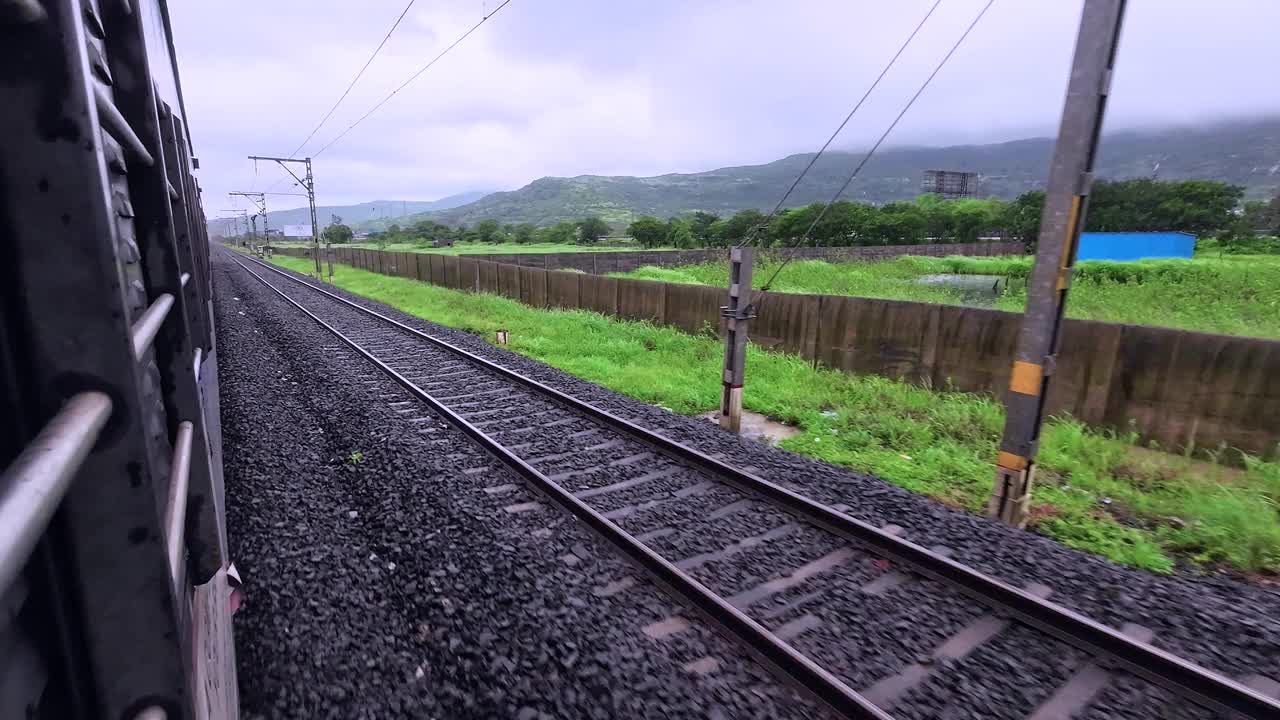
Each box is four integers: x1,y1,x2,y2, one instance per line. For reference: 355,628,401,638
130,293,174,360
164,421,193,584
93,85,153,167
0,392,113,592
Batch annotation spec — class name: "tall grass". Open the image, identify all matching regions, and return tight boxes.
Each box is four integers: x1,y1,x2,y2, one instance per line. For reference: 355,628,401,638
268,253,1280,576
616,254,1280,339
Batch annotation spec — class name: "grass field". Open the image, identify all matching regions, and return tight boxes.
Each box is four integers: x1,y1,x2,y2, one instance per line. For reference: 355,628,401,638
615,253,1280,339
270,240,664,256
264,253,1280,577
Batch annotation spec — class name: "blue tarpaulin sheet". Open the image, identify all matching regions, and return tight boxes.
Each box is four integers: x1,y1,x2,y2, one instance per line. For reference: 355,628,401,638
1077,232,1196,261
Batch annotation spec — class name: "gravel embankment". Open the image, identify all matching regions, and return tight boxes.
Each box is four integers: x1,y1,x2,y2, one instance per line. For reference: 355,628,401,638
249,253,1280,700
215,253,819,718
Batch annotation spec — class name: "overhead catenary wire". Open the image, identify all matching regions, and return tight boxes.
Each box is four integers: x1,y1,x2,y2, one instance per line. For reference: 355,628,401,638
734,0,943,250
311,0,515,159
287,0,418,160
758,0,996,294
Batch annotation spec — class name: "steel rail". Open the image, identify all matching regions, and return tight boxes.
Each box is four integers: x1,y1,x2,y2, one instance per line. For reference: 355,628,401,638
230,254,892,720
236,253,1280,719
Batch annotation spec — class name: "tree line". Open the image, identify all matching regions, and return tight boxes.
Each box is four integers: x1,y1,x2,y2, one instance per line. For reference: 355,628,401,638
629,180,1256,250
370,216,614,247
317,179,1269,250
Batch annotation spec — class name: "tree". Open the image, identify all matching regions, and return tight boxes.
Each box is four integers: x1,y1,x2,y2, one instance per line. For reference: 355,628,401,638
388,223,402,237
410,220,454,245
1240,195,1280,236
869,202,927,245
1086,179,1242,236
666,218,696,248
513,223,538,244
576,216,611,244
474,219,502,243
949,198,1004,243
1003,191,1045,246
720,209,767,245
627,216,668,248
813,201,876,245
538,222,577,244
770,204,824,246
322,223,353,244
690,211,720,246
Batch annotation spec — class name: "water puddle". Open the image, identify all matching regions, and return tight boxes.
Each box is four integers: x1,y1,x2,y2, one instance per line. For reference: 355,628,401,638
700,410,802,446
916,273,1008,306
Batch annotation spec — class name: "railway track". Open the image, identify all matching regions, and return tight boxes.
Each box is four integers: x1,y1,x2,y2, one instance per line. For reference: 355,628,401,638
230,251,1279,719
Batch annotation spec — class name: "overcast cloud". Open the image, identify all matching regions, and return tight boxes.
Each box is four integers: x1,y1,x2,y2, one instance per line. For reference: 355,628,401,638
169,0,1280,219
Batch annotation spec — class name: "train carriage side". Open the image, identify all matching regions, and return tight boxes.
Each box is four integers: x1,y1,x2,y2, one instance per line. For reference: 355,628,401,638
1,1,236,718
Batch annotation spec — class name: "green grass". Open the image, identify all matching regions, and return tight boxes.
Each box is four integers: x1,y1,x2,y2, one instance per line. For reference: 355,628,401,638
271,240,672,256
265,253,1280,576
613,253,1280,339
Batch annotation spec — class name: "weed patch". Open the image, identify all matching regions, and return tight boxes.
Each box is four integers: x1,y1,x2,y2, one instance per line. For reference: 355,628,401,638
614,253,1280,339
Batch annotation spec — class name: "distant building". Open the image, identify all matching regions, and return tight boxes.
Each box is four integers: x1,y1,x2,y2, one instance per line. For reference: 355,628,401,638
921,170,979,199
282,223,312,238
1077,232,1195,261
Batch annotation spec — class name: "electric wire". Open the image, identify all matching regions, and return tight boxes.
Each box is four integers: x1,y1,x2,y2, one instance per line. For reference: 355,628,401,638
288,0,418,160
734,0,944,249
758,0,996,295
311,0,514,159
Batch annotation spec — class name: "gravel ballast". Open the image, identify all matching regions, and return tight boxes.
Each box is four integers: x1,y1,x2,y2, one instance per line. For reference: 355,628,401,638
222,250,1280,718
215,253,819,718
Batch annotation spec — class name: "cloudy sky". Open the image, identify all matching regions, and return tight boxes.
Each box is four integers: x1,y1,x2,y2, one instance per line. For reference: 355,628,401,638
169,0,1280,219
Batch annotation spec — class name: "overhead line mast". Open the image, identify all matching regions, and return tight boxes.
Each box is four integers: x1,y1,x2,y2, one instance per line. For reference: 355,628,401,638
248,156,323,279
989,0,1128,526
229,190,269,250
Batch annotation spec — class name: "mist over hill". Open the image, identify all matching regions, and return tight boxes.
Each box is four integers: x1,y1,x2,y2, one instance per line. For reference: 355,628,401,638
208,191,488,236
408,117,1279,228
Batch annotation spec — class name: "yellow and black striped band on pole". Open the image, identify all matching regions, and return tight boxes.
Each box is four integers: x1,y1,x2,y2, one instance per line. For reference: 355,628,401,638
1008,360,1043,396
996,451,1028,471
1057,195,1083,290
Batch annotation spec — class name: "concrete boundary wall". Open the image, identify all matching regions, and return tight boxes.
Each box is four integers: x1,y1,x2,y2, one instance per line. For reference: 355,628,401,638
278,244,1280,458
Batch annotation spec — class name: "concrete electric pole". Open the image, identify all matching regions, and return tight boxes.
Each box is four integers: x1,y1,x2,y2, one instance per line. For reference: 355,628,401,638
249,155,322,278
719,246,754,433
989,0,1127,527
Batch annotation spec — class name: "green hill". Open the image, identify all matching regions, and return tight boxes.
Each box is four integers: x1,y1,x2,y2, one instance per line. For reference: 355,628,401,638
209,191,488,236
418,117,1280,227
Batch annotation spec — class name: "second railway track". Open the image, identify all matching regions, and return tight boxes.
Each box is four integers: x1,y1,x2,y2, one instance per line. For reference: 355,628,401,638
230,251,1279,719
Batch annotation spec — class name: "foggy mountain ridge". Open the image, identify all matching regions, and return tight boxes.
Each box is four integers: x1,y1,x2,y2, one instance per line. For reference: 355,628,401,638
410,116,1280,227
